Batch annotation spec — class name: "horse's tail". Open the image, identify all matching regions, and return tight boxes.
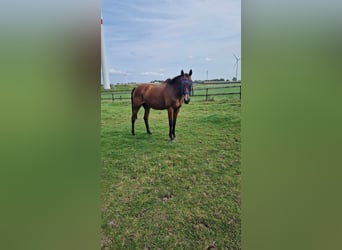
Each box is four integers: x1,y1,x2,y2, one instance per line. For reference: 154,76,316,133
131,87,136,111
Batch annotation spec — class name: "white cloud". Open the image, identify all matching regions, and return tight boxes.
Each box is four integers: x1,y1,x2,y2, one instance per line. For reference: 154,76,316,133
141,71,164,76
109,68,127,75
205,57,212,62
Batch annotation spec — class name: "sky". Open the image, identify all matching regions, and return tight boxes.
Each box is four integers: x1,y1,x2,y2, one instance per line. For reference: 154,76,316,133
101,0,241,84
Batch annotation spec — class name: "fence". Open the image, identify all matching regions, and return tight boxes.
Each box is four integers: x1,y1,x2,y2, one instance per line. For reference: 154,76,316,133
192,85,241,101
101,91,131,102
101,83,241,102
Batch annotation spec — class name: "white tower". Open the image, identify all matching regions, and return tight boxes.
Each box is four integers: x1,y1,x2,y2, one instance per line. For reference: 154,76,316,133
101,18,110,90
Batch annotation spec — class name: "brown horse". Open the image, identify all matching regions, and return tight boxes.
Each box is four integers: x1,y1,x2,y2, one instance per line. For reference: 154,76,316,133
131,69,193,141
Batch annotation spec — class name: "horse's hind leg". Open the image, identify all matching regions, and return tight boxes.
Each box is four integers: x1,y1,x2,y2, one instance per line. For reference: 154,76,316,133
131,105,141,136
143,104,152,135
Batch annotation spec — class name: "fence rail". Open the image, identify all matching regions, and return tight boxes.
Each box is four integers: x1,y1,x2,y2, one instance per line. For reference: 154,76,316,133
101,83,241,102
101,92,131,101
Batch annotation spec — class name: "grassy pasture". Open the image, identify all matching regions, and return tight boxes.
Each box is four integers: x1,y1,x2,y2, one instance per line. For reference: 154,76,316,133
101,96,241,249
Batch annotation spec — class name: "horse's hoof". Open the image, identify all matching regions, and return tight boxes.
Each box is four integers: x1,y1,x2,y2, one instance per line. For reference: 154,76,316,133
171,138,176,142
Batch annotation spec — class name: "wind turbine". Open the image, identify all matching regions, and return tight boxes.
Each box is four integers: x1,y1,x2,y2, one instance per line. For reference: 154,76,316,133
101,17,110,90
233,53,240,81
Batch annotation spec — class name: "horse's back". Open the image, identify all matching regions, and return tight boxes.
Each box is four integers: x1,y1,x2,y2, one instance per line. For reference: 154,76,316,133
133,84,151,95
132,83,167,109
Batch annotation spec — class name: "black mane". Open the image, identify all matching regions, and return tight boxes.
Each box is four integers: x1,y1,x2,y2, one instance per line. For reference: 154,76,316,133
165,78,173,84
165,69,192,85
166,75,183,85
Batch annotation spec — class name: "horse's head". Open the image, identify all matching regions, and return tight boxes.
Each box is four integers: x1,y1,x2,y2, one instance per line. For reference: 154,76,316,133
180,69,193,104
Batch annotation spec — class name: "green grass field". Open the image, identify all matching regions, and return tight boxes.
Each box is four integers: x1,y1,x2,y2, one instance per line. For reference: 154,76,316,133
101,96,241,249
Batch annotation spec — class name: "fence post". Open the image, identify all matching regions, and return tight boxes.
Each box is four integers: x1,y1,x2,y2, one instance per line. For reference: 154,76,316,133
111,92,114,102
239,86,241,100
206,88,208,101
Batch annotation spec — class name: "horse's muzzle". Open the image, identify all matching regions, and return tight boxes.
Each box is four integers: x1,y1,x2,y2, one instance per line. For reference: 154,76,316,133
184,93,190,104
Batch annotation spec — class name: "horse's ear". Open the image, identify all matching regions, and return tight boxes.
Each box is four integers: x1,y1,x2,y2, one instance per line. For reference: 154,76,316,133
181,70,184,76
189,69,192,76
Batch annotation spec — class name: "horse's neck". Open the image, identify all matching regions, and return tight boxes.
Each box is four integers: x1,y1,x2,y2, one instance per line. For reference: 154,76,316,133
165,82,181,97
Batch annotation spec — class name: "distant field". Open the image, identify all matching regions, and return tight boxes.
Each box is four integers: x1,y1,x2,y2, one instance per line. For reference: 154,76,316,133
101,82,241,103
101,97,241,249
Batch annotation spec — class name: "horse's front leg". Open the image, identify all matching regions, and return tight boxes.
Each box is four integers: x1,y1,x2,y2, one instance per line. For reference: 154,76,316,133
167,108,175,141
172,107,180,139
